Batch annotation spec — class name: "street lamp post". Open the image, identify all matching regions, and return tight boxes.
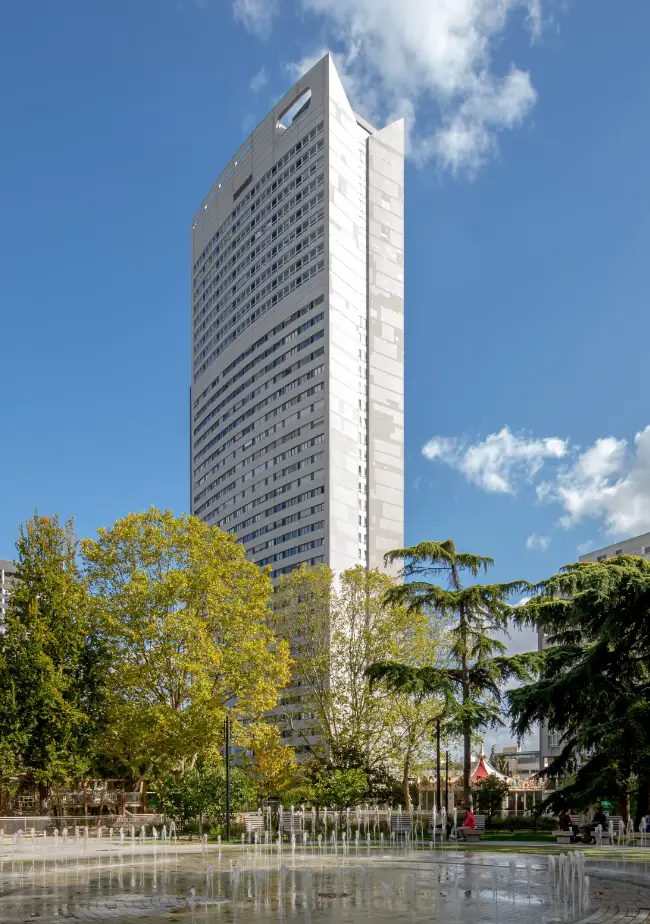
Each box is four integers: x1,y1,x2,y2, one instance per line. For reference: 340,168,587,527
445,750,449,811
224,714,231,842
435,717,441,811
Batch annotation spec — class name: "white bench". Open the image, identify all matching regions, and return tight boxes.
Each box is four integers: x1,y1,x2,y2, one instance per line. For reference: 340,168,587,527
281,814,304,838
241,813,265,838
459,815,485,843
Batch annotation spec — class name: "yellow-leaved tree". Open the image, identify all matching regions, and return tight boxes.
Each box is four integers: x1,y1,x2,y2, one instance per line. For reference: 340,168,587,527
81,507,291,785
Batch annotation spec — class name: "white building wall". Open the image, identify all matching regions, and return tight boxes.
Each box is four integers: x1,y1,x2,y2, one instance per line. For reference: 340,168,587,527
326,58,369,574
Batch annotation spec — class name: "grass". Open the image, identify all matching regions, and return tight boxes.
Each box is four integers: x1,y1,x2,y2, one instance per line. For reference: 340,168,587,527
480,832,555,843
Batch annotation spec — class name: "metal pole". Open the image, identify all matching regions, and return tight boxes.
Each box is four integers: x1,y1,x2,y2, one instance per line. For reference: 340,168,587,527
435,718,441,811
225,714,231,842
445,751,449,811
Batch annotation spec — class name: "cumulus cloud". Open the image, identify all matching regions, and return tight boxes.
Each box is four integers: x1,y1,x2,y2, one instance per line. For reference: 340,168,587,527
232,0,277,39
249,66,268,92
236,0,551,173
526,533,550,552
576,539,595,555
422,426,568,494
548,426,650,535
423,423,650,538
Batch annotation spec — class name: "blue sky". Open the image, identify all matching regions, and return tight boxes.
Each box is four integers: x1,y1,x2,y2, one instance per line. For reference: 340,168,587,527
2,2,650,750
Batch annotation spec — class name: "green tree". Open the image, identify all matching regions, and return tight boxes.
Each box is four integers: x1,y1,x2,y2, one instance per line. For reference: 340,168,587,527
508,554,650,825
474,774,509,824
367,540,537,809
271,563,445,804
0,514,108,810
313,768,368,808
82,507,291,784
152,758,256,834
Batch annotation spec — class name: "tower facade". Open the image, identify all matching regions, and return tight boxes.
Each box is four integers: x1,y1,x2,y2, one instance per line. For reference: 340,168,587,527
190,55,404,579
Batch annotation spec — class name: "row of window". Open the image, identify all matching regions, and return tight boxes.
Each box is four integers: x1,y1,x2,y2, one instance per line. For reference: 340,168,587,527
194,218,324,357
195,450,324,517
193,151,324,318
210,466,324,522
255,537,324,569
196,412,323,493
249,520,324,556
193,121,324,275
236,502,324,544
193,169,324,333
194,327,323,435
213,483,325,530
193,244,325,382
270,554,324,580
194,430,324,508
193,206,323,348
193,338,324,439
193,295,324,413
194,362,324,458
193,184,324,371
193,193,324,340
193,390,324,486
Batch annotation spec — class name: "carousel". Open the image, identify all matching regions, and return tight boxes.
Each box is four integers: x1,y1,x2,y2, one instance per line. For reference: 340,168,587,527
418,751,547,815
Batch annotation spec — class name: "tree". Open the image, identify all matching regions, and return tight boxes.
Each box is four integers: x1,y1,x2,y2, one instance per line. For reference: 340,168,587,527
152,758,256,833
82,508,291,782
367,541,538,809
508,554,650,825
313,768,368,808
271,563,445,804
246,722,297,799
474,774,509,824
0,514,109,810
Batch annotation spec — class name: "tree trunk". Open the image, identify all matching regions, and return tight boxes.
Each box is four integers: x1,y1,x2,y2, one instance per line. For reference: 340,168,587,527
635,779,650,829
619,790,630,825
402,748,412,810
459,602,472,811
38,782,48,815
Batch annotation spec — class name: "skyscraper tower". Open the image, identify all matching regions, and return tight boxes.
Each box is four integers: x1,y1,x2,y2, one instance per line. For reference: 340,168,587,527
191,54,404,578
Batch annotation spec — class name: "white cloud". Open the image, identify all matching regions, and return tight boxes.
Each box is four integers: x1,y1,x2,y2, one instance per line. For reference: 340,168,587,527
232,0,277,39
282,0,548,173
548,426,650,536
577,539,595,555
526,533,549,552
422,426,568,494
424,422,650,539
249,66,268,92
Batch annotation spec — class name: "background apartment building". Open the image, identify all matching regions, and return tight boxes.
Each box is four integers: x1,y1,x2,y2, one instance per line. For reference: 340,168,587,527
190,55,404,750
0,558,16,624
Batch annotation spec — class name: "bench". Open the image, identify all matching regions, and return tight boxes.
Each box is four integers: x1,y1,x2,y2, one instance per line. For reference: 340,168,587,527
459,815,485,843
241,813,265,839
554,815,582,844
390,814,413,837
598,815,623,845
281,814,304,839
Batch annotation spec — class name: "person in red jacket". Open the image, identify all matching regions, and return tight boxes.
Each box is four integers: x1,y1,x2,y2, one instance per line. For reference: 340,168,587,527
459,809,476,840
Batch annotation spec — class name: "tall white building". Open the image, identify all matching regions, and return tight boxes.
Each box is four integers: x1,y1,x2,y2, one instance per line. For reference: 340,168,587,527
190,55,404,580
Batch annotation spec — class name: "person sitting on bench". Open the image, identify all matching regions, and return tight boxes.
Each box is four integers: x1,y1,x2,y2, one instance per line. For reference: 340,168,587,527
459,809,476,840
